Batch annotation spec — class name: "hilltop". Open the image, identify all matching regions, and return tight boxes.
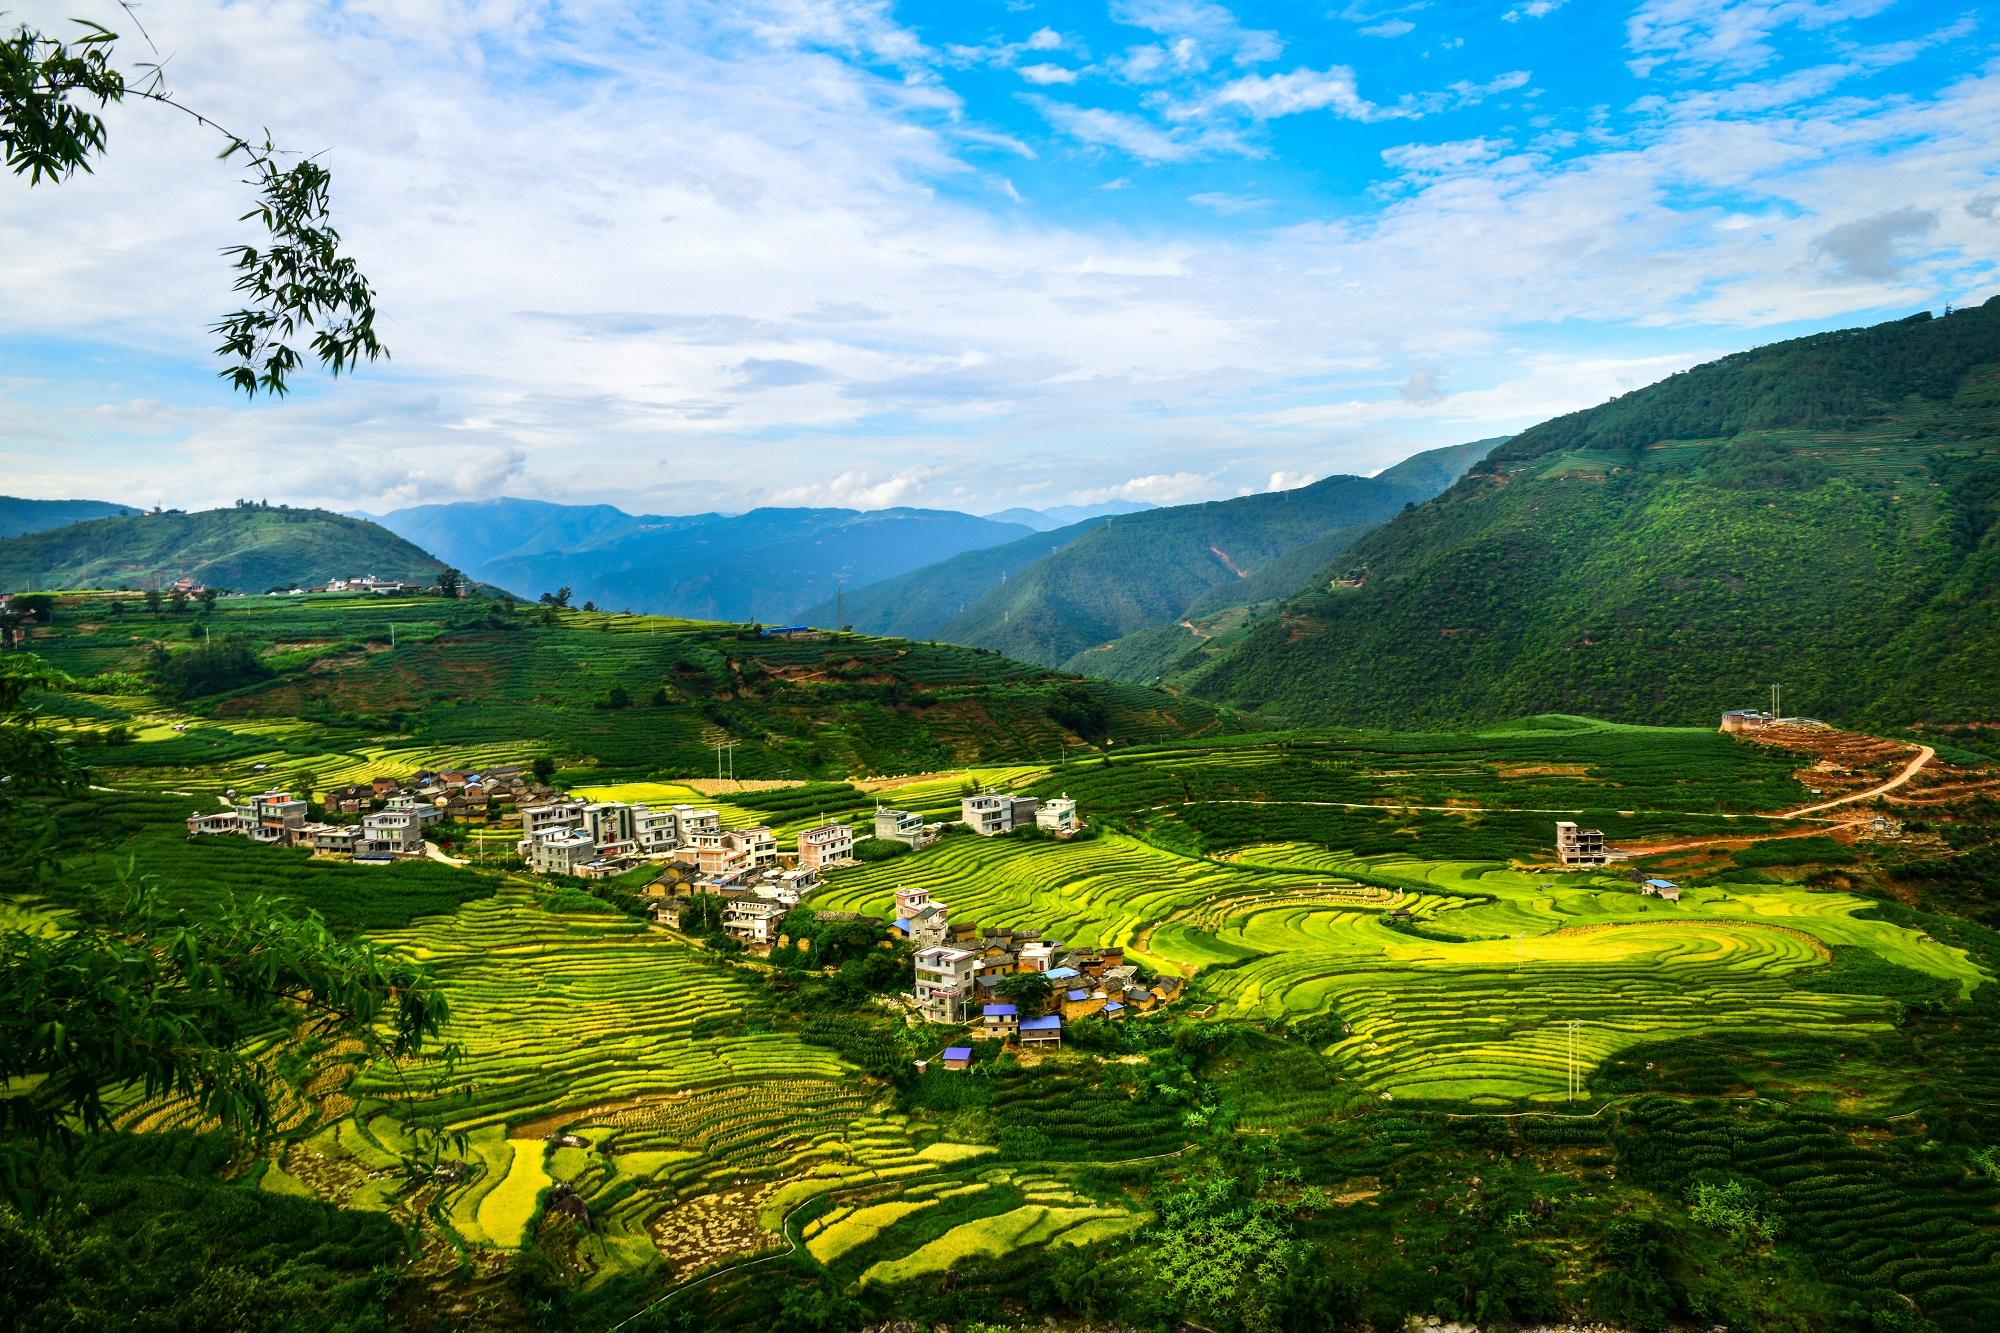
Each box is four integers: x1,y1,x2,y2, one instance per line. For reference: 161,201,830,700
0,504,452,594
1181,300,2000,727
813,438,1499,670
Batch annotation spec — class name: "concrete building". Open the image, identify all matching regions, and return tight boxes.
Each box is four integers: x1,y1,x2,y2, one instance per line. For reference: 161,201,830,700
981,1003,1019,1037
311,825,363,854
361,809,424,856
1720,709,1776,733
521,798,587,839
798,821,855,869
582,802,639,859
1642,878,1682,902
942,1046,973,1071
873,806,933,848
723,898,787,947
1555,821,1609,866
385,794,444,826
890,885,951,949
914,945,979,1024
1035,796,1080,835
962,790,1012,836
1016,940,1059,972
1018,1015,1062,1046
186,809,242,836
528,828,596,875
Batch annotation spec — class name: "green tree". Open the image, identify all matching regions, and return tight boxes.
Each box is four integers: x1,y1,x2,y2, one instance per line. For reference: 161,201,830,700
995,969,1056,1016
142,587,160,614
435,567,463,599
532,756,556,783
3,17,386,395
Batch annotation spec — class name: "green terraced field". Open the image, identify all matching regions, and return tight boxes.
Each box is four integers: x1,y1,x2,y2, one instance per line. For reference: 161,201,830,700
809,833,1986,1104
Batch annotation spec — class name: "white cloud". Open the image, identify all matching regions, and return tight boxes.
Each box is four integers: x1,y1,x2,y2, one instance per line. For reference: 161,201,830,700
1188,191,1272,213
1018,63,1081,85
1109,0,1284,67
1362,20,1416,37
770,467,946,508
1267,469,1318,490
0,0,1996,516
1067,472,1217,504
1211,65,1387,120
1503,0,1567,21
1626,0,1897,78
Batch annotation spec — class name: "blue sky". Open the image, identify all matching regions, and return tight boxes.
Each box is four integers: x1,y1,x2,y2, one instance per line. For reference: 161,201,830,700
0,0,1994,515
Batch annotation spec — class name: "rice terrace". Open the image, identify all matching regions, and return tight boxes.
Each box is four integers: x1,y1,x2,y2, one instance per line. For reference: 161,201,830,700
4,584,2000,1333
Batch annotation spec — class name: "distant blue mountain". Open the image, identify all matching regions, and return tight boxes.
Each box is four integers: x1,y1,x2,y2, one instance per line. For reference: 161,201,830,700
366,498,1033,622
0,496,140,539
982,500,1157,531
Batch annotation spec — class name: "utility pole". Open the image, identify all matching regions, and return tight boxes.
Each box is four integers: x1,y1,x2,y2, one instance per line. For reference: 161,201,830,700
390,623,397,648
1771,682,1781,720
1567,1020,1582,1102
836,581,844,632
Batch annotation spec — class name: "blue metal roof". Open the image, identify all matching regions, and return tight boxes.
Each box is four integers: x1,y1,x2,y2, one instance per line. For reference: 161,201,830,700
1045,966,1081,980
1644,879,1678,889
1065,989,1089,1001
1103,1001,1125,1012
942,1046,972,1059
984,1003,1017,1016
1019,1015,1061,1031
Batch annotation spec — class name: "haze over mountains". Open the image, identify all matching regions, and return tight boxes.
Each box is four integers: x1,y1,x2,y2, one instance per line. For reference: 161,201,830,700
364,499,1036,622
810,439,1501,672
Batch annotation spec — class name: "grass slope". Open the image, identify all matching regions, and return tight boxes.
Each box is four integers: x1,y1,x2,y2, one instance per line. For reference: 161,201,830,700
1184,300,2000,727
0,505,450,594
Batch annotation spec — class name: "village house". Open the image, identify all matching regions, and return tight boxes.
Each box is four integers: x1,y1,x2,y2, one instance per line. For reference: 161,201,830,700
1060,988,1106,1021
1642,878,1682,902
942,1045,973,1071
324,783,373,814
1555,821,1610,867
1016,940,1059,972
1035,795,1080,835
913,945,979,1024
720,898,785,947
798,821,855,869
1018,1015,1062,1046
186,808,242,836
582,802,639,859
961,790,1013,836
982,1003,1019,1037
888,885,952,948
527,828,596,875
873,805,936,849
1150,975,1184,1004
384,794,444,826
311,825,364,854
236,790,309,844
520,798,587,841
1103,1000,1126,1019
360,809,424,857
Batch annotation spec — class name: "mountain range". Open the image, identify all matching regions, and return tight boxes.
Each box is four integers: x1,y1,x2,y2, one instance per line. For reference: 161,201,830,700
1172,300,2000,728
809,438,1499,672
363,499,1035,622
980,500,1157,531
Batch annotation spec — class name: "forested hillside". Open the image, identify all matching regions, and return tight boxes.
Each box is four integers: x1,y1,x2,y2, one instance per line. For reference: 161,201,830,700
829,439,1498,670
0,505,451,593
1183,300,2000,727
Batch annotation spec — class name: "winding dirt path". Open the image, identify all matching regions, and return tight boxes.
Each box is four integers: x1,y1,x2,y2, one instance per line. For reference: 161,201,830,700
1781,745,1933,817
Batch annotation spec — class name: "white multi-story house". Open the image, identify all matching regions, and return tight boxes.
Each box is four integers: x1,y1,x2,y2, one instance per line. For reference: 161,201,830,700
236,790,308,844
633,804,684,853
1017,940,1058,972
961,791,1012,836
186,809,242,836
1036,796,1079,835
582,802,638,859
962,791,1039,836
385,794,444,826
674,805,721,839
311,825,364,854
798,821,854,869
528,828,596,875
914,946,979,1024
361,809,424,856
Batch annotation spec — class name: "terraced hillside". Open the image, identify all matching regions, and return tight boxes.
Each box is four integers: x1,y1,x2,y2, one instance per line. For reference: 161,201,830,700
16,590,1234,784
